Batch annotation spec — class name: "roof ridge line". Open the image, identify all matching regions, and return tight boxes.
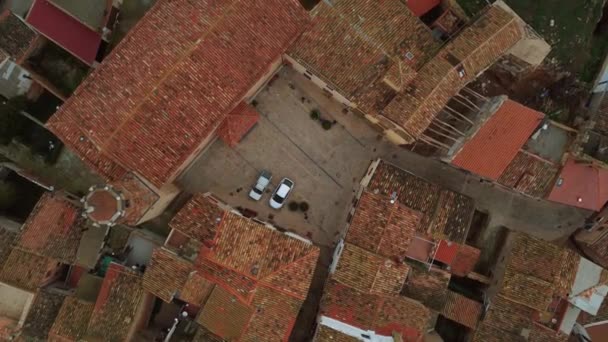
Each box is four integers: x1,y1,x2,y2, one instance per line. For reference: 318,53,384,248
259,247,318,281
257,282,306,301
100,0,243,153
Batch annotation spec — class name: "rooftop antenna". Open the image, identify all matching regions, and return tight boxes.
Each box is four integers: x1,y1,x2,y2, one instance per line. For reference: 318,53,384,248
390,191,398,204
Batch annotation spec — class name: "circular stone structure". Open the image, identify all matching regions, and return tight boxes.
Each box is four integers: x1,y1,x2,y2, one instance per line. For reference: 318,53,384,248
83,185,126,226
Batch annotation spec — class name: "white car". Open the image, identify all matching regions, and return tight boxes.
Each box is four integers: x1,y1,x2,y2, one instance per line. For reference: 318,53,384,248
269,178,294,209
249,171,272,201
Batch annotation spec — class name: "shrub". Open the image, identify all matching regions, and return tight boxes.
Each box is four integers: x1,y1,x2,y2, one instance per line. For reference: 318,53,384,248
288,201,299,211
321,120,332,130
310,109,320,120
299,201,309,212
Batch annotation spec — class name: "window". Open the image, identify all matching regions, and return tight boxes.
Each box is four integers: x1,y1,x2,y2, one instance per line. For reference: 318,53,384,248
405,51,415,61
304,70,313,80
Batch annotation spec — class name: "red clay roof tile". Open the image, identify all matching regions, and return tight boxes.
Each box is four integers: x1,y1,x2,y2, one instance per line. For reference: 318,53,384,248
441,290,482,329
48,0,309,187
498,150,559,198
0,249,58,291
0,10,38,62
382,6,524,142
149,194,319,340
452,99,544,180
217,102,259,148
49,296,95,342
16,193,83,264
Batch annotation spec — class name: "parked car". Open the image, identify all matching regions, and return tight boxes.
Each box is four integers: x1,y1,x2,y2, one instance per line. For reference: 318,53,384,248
249,170,272,201
269,178,294,209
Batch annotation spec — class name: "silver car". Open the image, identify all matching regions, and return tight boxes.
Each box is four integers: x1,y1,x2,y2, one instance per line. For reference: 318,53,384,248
249,171,272,201
269,178,294,209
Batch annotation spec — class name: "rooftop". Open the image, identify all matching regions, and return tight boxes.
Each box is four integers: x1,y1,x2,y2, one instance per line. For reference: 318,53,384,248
26,0,102,65
0,9,38,62
48,0,111,30
547,159,608,211
49,296,95,341
85,263,145,341
289,0,438,113
382,4,525,142
21,290,65,340
474,233,607,339
0,249,57,292
48,0,310,187
15,193,84,264
451,99,545,181
367,160,475,243
143,194,320,340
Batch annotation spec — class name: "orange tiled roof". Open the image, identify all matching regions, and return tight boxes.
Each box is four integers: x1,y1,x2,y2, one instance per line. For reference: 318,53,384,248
333,243,409,295
114,173,159,225
441,290,482,329
367,161,474,243
498,150,559,198
450,243,481,277
0,249,57,291
47,0,309,187
382,5,524,142
288,0,438,109
86,263,144,341
15,193,83,264
452,100,544,181
217,102,259,148
346,191,421,260
400,263,451,311
548,158,608,211
49,296,95,342
143,248,192,303
144,194,319,341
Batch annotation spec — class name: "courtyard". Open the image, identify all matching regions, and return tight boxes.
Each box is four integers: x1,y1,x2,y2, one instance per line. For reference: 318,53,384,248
179,67,384,248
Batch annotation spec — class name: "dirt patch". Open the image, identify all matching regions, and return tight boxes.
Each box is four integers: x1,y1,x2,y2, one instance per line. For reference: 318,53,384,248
469,60,589,125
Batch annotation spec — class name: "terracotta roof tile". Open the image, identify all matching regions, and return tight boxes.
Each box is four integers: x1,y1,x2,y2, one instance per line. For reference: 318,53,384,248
22,290,66,340
474,295,535,340
547,158,608,211
114,173,160,225
208,213,274,276
241,285,302,341
400,263,451,311
289,0,438,113
321,280,381,330
217,102,259,148
49,297,95,342
333,243,408,295
86,263,144,342
452,100,544,180
383,6,524,141
143,248,192,303
16,193,83,264
160,195,319,340
0,249,58,291
374,296,431,341
450,244,481,277
196,258,258,304
502,264,554,312
347,191,421,259
169,194,224,244
180,271,215,306
315,325,359,342
196,286,254,340
498,151,559,198
440,290,482,329
0,10,38,61
48,0,309,187
507,233,562,283
190,327,224,342
368,161,474,243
